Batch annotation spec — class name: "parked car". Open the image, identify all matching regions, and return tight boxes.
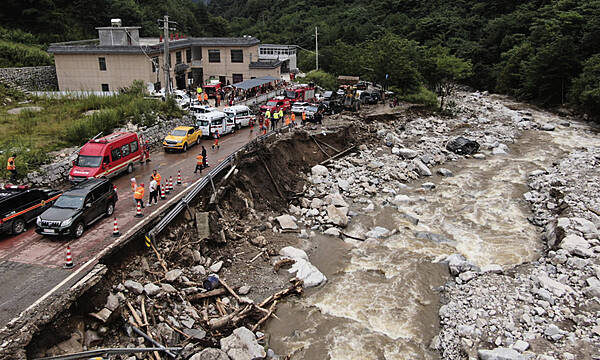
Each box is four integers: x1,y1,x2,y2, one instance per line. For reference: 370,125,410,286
259,98,292,115
36,178,118,238
163,126,202,152
190,103,217,118
291,102,310,115
0,184,62,235
69,132,142,183
223,105,255,128
304,103,327,121
196,111,236,138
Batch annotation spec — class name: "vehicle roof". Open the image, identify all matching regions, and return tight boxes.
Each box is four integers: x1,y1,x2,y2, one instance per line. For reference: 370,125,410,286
173,126,194,131
196,111,227,120
223,105,250,112
80,132,137,155
66,178,108,195
292,102,309,106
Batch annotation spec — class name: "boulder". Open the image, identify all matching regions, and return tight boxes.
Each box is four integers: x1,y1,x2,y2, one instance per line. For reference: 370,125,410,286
276,214,298,230
540,123,555,131
492,143,509,155
323,227,341,237
279,246,309,261
311,165,329,177
288,258,327,287
478,347,524,360
327,204,349,227
325,193,349,208
421,182,436,190
365,226,390,239
105,293,120,311
481,264,503,274
446,137,480,155
144,283,161,297
413,159,432,176
437,168,454,177
161,284,177,293
165,269,183,282
124,280,144,295
220,327,266,360
210,261,223,273
190,348,229,360
398,148,418,159
511,340,529,353
310,198,324,209
444,254,479,275
536,274,574,297
559,234,592,257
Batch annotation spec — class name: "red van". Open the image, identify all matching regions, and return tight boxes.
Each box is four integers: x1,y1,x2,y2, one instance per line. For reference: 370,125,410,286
69,132,142,182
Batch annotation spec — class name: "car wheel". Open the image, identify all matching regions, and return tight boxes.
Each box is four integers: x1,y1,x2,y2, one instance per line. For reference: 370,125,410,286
196,137,200,146
74,222,85,238
106,202,114,217
127,163,134,173
12,218,26,235
183,143,188,152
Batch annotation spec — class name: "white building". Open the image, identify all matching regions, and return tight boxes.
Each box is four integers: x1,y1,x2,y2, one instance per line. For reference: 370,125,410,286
259,44,298,74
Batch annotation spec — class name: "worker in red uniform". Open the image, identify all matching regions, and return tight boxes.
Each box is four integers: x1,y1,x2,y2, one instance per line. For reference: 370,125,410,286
212,130,220,149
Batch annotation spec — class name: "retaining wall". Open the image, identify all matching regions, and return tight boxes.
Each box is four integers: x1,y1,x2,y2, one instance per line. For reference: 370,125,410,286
0,66,58,91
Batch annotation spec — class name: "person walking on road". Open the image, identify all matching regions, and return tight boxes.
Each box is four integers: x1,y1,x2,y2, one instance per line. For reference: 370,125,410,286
152,170,161,196
278,109,284,128
6,154,17,183
291,112,296,127
203,92,209,105
201,145,208,168
130,177,137,204
194,153,204,174
301,111,306,125
148,176,158,206
285,113,290,127
272,109,279,130
212,130,220,149
134,183,145,209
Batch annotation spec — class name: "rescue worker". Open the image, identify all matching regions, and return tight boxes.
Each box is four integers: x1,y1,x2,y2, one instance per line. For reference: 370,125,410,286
212,130,220,149
194,153,204,174
264,118,269,135
130,177,137,204
144,140,151,162
285,114,290,127
264,109,271,122
6,154,16,183
302,111,306,125
201,146,207,168
152,170,161,196
278,109,284,127
203,92,209,105
291,112,296,127
148,176,158,206
134,183,145,209
216,93,221,107
272,109,279,130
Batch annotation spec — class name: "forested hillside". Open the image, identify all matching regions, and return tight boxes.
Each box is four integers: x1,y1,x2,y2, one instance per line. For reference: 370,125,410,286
209,0,600,115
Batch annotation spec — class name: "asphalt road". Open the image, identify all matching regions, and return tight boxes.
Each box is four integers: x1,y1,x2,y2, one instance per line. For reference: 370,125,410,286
0,125,259,327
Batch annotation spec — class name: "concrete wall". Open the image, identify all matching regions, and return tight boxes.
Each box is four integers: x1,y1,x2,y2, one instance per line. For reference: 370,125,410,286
201,45,261,84
0,66,58,91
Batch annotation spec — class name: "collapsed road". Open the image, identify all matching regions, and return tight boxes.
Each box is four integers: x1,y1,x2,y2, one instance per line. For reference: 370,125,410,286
6,91,600,360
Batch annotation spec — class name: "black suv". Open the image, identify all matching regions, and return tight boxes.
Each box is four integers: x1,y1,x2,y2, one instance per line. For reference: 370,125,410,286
0,185,61,235
36,178,118,238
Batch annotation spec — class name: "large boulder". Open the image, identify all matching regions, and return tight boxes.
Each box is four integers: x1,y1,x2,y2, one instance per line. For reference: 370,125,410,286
311,165,329,177
190,348,229,360
276,214,298,230
443,254,479,275
325,193,349,208
559,234,593,257
446,136,480,155
280,246,326,287
478,347,524,360
220,327,266,360
536,274,574,297
412,158,432,176
327,204,349,227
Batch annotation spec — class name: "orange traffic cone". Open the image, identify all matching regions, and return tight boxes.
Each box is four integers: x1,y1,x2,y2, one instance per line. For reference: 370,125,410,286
135,202,143,217
112,217,120,237
64,246,74,268
177,170,182,185
160,185,166,200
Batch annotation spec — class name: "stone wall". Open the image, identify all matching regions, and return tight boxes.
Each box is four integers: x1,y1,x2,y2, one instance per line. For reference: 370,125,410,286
0,66,58,91
26,116,193,187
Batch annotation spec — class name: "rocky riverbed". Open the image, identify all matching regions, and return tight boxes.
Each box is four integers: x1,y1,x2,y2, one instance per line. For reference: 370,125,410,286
264,91,599,359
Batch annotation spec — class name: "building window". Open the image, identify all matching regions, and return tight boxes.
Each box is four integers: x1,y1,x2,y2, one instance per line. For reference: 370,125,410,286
208,49,220,63
186,49,191,63
232,74,243,84
98,57,106,71
231,49,243,63
176,51,182,64
152,57,158,72
101,84,109,92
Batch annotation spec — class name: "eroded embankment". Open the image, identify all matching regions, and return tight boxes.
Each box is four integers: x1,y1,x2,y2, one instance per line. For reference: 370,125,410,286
22,120,363,359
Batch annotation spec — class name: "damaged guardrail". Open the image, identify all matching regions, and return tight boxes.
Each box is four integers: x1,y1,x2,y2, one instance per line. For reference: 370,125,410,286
146,124,292,243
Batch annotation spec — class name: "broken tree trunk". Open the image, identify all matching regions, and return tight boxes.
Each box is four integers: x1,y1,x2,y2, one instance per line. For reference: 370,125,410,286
189,288,227,302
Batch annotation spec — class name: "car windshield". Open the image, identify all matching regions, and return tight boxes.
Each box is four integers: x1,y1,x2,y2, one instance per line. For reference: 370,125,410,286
171,129,187,136
285,90,297,99
76,155,102,168
266,101,277,106
323,91,333,99
197,120,209,127
212,119,223,126
306,106,318,112
54,195,84,209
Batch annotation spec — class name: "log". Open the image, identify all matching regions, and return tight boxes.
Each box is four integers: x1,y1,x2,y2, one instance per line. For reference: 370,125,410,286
273,258,295,272
251,300,278,332
219,278,243,304
310,135,330,157
208,305,253,330
320,145,357,165
189,288,227,302
341,231,366,242
314,136,340,153
259,280,303,308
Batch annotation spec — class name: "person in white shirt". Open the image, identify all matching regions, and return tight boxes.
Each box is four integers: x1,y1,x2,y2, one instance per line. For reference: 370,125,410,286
148,176,158,206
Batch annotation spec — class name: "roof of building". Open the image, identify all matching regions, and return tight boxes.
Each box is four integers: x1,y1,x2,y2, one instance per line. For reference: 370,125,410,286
249,60,283,69
233,76,280,90
260,44,298,48
48,36,261,55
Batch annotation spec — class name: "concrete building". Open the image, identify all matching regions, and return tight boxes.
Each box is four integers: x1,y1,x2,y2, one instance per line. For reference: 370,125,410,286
259,44,298,73
48,21,284,92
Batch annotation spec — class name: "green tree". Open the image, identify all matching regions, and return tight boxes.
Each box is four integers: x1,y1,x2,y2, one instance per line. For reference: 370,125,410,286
569,54,600,117
422,46,472,109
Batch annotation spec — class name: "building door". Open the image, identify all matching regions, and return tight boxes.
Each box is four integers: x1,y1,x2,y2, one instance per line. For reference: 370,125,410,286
219,76,226,86
232,74,243,84
192,68,203,88
176,73,185,90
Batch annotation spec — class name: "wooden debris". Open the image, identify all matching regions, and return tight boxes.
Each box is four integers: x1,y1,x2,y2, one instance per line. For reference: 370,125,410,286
273,258,295,272
219,278,243,304
189,288,227,302
251,300,278,332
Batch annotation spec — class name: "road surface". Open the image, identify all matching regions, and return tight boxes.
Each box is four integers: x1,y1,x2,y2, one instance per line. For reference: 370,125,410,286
0,126,259,327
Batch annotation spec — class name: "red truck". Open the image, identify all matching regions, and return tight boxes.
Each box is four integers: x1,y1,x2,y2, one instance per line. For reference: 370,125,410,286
259,98,292,116
204,81,222,99
285,85,315,103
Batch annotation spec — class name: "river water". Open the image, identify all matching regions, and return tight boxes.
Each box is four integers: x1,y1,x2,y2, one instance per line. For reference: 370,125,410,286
266,101,598,359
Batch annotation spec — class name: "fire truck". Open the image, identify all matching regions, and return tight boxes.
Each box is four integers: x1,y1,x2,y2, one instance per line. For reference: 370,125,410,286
284,84,315,103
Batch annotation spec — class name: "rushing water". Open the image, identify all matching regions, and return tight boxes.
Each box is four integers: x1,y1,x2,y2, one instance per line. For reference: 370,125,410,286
267,103,599,359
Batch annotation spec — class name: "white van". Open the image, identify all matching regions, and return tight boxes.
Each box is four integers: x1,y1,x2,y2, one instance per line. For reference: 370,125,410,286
196,111,236,138
190,103,217,119
223,105,255,128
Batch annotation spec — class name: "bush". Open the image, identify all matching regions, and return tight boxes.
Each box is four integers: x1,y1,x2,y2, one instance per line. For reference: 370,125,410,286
397,86,439,108
0,40,53,67
302,70,338,90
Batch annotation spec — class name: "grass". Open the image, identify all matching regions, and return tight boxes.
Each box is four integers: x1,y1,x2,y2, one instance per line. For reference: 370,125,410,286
0,82,182,179
395,85,440,109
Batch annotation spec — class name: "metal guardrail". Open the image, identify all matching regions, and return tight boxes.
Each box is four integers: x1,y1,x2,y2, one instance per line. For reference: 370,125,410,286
147,123,292,241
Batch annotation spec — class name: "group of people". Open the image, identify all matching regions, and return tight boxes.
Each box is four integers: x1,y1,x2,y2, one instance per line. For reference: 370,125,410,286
131,169,163,209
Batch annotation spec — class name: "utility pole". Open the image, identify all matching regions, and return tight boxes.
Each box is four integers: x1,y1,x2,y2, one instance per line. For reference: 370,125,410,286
315,27,319,71
158,15,177,96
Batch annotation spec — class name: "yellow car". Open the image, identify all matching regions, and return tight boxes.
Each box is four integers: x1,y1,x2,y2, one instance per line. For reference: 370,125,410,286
162,126,202,152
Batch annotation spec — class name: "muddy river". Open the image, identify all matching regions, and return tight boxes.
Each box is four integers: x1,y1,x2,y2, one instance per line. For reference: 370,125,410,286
266,105,598,359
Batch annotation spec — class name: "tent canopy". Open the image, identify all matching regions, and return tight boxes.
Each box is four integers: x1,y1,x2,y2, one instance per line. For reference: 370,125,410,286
232,76,279,90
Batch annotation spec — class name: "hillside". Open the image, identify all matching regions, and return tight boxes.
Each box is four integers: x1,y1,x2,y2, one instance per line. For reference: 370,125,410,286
208,0,600,114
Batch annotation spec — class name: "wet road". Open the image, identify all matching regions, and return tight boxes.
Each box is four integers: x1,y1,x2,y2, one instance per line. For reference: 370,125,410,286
0,126,258,326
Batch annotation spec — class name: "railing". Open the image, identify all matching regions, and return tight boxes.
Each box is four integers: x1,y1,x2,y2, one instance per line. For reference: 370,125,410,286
147,123,291,241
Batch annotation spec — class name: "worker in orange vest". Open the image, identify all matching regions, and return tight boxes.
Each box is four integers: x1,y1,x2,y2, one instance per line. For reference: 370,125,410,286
203,92,208,105
152,169,162,196
194,153,204,174
301,111,306,125
6,153,16,183
134,183,145,209
284,114,290,126
212,130,220,149
291,113,296,127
